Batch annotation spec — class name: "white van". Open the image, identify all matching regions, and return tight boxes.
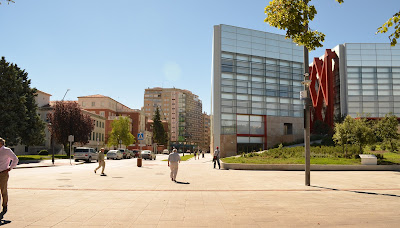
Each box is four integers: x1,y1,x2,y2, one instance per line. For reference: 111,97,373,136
74,147,98,163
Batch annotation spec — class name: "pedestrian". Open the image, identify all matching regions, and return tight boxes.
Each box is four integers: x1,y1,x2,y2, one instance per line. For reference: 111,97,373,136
168,148,181,182
197,150,200,159
202,149,205,158
194,150,197,160
94,148,106,176
0,137,19,218
213,146,220,169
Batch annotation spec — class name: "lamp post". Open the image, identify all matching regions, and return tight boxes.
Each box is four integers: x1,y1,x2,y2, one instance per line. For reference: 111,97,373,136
62,89,70,101
48,122,55,165
119,140,122,149
302,72,312,186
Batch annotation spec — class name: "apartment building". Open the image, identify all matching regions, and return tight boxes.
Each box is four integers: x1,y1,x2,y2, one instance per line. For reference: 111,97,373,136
77,95,139,146
201,112,211,151
144,88,203,150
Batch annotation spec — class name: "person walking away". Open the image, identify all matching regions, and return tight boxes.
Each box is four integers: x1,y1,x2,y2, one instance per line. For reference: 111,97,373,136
213,146,220,169
94,148,106,176
0,137,19,218
202,149,205,158
194,150,197,160
168,149,181,182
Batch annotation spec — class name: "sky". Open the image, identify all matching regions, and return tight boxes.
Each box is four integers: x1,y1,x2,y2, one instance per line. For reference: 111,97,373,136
1,0,398,114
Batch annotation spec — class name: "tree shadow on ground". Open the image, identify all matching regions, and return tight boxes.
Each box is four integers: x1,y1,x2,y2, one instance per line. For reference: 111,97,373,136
311,185,400,198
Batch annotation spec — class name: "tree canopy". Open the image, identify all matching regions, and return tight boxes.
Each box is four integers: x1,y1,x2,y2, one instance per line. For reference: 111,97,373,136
107,116,135,148
47,101,94,154
0,0,15,5
264,0,343,51
152,107,168,145
377,11,400,46
375,113,399,152
0,56,45,146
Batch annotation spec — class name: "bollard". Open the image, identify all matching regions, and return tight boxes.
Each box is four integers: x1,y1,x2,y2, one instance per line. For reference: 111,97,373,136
137,158,142,167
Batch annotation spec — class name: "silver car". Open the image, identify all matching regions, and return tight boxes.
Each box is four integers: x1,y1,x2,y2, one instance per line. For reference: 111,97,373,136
74,147,98,163
141,150,156,160
106,150,123,160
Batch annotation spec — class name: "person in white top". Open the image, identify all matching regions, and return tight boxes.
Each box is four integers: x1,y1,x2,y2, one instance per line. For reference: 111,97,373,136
213,146,220,169
168,149,181,182
0,137,19,217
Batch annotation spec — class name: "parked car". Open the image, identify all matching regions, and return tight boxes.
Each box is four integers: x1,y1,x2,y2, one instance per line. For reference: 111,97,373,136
118,148,131,159
132,150,140,158
74,147,98,163
141,150,156,160
162,149,169,154
107,150,123,160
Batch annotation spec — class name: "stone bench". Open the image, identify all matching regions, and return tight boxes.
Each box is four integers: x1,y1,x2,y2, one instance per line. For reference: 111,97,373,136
359,154,377,165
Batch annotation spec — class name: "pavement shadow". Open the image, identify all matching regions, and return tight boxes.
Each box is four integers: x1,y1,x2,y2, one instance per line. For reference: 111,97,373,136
311,185,400,198
175,181,190,184
0,220,11,226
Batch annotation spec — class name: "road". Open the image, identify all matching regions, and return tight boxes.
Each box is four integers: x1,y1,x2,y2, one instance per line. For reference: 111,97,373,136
3,153,400,227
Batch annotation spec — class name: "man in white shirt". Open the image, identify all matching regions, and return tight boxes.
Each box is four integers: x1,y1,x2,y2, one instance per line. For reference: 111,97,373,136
168,149,181,182
0,137,19,217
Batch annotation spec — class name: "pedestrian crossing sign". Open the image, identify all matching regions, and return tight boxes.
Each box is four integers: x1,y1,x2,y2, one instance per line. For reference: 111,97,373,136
138,132,144,140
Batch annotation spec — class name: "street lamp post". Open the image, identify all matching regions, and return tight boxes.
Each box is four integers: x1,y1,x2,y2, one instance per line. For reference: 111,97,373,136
119,140,122,148
48,123,54,165
62,89,70,101
302,52,312,186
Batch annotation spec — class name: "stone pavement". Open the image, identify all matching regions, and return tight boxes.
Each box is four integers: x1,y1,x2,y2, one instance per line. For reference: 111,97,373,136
2,153,400,227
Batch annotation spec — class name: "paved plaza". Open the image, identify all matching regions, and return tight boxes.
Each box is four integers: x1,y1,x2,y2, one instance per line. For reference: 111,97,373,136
2,153,400,227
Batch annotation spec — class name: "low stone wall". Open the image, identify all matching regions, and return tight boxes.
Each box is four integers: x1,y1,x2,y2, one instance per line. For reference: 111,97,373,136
221,162,400,171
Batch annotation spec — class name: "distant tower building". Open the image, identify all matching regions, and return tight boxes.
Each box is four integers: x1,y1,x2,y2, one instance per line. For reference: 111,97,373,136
144,87,202,150
201,112,211,151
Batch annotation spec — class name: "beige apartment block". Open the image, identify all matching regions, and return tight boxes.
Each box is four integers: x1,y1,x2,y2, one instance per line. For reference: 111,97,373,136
201,112,211,151
144,87,203,150
82,110,106,150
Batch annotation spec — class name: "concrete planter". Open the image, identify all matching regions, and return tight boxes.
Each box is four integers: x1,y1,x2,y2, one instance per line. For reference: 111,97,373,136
221,162,400,171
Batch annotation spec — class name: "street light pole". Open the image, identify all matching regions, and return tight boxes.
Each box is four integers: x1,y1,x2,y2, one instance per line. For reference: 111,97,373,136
303,43,311,186
62,89,70,101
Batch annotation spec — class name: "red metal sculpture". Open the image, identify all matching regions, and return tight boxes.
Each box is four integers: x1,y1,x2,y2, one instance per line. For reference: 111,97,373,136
309,49,338,132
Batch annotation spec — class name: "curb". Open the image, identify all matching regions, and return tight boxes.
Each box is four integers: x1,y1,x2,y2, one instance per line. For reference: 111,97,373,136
221,162,400,171
15,161,85,169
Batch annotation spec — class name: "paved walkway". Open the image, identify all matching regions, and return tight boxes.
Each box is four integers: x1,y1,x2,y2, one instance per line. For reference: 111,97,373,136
3,153,400,227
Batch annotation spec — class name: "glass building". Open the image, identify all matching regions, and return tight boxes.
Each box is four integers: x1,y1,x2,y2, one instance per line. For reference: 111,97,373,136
211,25,305,157
332,43,400,118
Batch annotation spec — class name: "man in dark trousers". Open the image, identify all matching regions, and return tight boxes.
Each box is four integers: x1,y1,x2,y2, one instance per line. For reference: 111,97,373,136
0,137,19,218
213,146,220,169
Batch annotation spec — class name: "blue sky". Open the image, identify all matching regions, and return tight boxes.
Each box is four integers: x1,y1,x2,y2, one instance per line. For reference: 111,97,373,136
1,0,398,113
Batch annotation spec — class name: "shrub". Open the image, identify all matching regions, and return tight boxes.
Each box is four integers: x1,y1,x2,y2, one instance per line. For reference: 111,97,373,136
381,144,386,151
38,150,48,155
321,136,335,146
370,145,376,151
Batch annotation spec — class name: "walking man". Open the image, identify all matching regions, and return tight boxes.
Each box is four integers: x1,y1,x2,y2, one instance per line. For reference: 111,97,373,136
0,137,19,218
213,146,220,169
94,148,106,176
168,148,181,182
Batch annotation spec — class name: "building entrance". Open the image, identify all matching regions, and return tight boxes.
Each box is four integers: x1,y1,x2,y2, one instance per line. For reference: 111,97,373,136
237,143,264,153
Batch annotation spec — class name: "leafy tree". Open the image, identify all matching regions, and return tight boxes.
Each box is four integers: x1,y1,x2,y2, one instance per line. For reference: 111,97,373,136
107,116,135,148
333,115,353,156
375,113,399,152
264,0,343,51
0,0,15,5
0,56,45,146
47,101,94,155
377,11,400,46
152,107,168,145
349,115,375,154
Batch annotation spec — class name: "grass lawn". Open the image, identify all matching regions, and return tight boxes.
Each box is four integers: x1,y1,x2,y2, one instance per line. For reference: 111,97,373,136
222,156,361,165
18,155,72,160
221,145,400,165
162,154,194,161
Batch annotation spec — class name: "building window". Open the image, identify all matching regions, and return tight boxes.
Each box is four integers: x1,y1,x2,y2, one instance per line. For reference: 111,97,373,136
100,111,105,116
284,123,293,135
92,102,95,107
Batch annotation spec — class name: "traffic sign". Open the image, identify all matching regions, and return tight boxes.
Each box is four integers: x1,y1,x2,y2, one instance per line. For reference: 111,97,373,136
137,132,144,141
